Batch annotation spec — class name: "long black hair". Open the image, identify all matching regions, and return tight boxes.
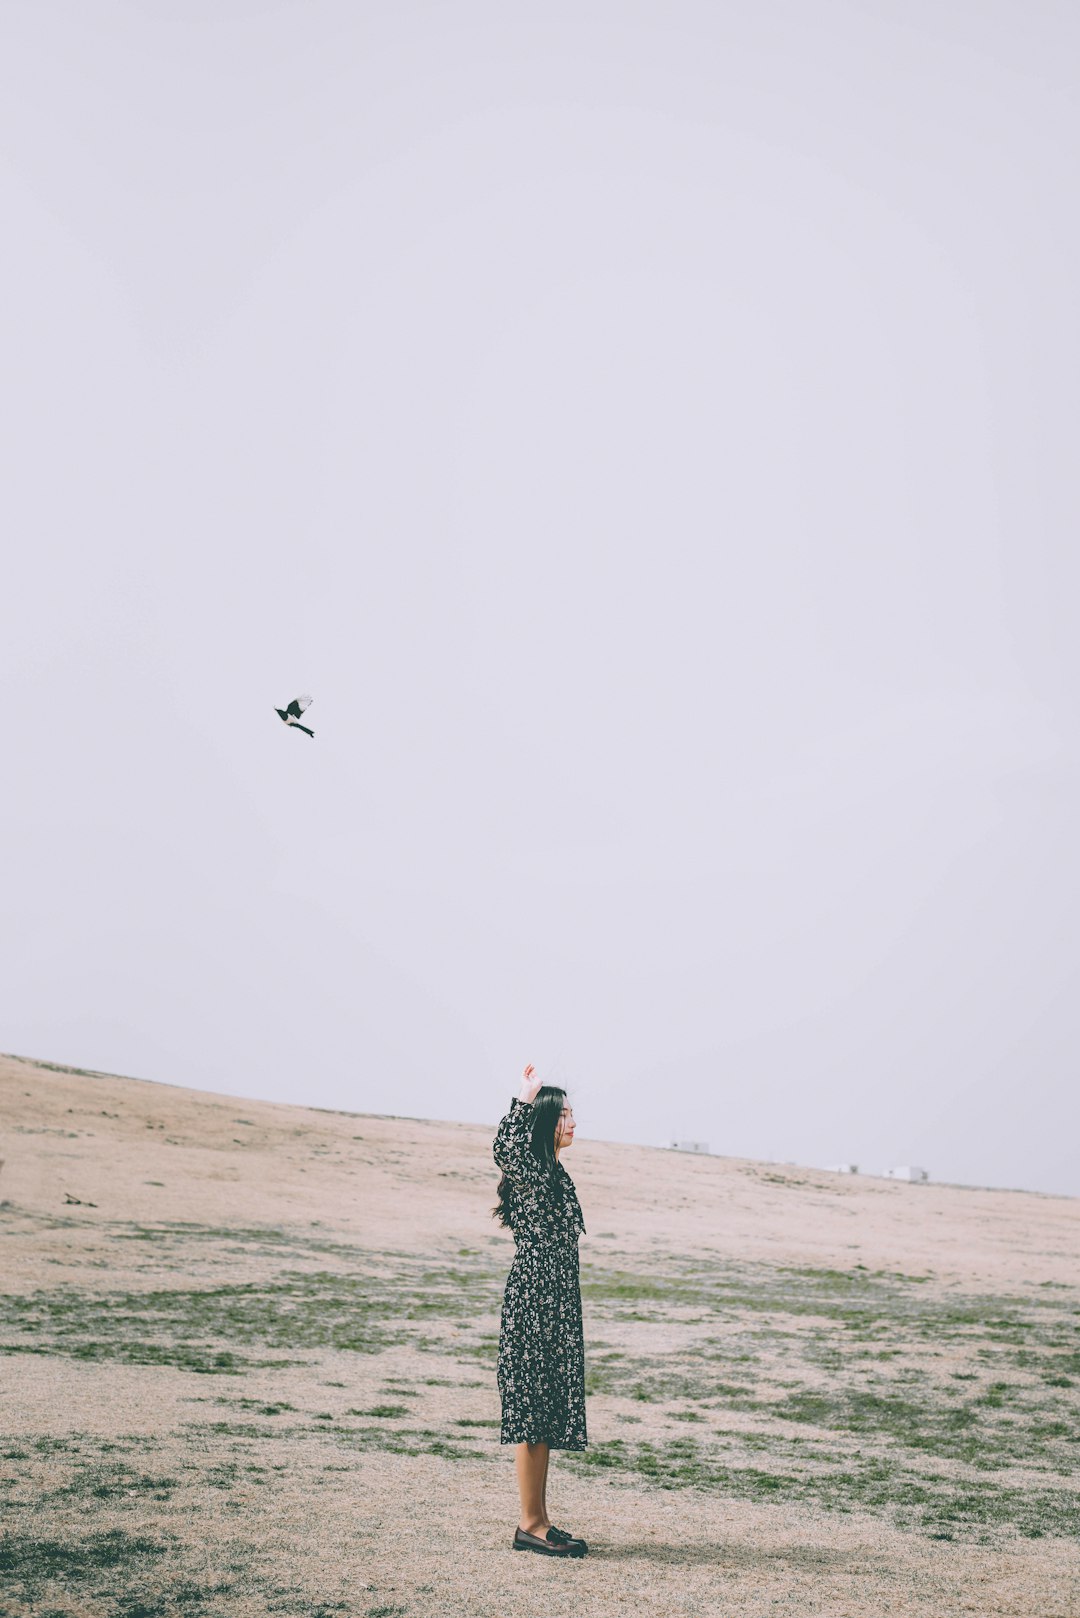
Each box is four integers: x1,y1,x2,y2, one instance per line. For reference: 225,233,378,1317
491,1085,567,1229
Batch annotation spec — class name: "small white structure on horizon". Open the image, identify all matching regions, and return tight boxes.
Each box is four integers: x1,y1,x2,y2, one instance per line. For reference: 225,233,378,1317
825,1163,859,1174
659,1139,710,1154
885,1165,929,1182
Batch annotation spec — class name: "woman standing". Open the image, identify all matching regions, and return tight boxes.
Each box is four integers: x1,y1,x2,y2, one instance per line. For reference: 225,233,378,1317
492,1064,589,1558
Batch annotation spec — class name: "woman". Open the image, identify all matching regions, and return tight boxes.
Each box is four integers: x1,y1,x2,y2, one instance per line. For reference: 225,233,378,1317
492,1063,589,1559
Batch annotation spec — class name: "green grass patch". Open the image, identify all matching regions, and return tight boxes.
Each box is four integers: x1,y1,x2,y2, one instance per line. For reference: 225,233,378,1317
0,1528,172,1581
0,1258,505,1373
561,1434,1080,1541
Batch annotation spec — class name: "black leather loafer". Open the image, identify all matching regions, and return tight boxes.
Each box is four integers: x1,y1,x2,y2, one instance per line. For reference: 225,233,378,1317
513,1526,586,1557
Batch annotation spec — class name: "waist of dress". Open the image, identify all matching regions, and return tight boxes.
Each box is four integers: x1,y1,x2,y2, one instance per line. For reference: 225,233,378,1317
511,1236,580,1258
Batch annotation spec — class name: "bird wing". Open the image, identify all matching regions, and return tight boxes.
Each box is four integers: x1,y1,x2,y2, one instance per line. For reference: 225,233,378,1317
286,695,313,717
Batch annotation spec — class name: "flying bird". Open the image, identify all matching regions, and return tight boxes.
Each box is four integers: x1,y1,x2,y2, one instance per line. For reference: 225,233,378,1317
275,694,314,738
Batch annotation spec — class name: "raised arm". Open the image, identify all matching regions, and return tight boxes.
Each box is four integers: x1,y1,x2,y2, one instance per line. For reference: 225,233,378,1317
493,1064,547,1185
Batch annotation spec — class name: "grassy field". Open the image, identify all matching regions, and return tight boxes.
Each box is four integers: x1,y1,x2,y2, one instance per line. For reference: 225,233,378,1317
2,1053,1078,1617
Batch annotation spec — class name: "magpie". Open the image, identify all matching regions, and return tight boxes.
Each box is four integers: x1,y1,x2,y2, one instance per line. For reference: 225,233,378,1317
275,694,315,738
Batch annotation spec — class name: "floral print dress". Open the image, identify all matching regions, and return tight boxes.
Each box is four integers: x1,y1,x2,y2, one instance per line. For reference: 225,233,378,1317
493,1096,588,1450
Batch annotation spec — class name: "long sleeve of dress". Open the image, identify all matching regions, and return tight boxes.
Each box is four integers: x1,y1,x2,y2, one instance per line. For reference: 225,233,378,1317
493,1096,549,1185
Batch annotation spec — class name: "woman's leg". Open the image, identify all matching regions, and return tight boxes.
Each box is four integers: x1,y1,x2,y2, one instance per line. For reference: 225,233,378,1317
540,1445,551,1521
514,1440,551,1533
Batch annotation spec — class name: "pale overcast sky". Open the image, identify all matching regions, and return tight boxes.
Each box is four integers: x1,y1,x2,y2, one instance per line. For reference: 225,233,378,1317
3,2,1078,1196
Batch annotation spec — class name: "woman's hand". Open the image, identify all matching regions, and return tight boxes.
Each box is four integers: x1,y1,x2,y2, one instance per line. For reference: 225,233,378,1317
517,1063,543,1104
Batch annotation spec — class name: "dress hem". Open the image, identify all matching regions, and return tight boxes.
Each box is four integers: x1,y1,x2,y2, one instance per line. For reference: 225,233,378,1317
500,1437,589,1451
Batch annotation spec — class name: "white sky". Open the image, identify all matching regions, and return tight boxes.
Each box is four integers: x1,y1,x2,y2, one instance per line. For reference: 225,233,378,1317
3,2,1078,1196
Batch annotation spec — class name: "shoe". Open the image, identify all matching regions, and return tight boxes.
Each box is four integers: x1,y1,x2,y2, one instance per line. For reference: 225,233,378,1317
513,1526,586,1557
547,1524,588,1551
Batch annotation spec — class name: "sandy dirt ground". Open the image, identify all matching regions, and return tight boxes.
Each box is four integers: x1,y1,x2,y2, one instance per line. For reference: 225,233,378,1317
1,1049,1078,1617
